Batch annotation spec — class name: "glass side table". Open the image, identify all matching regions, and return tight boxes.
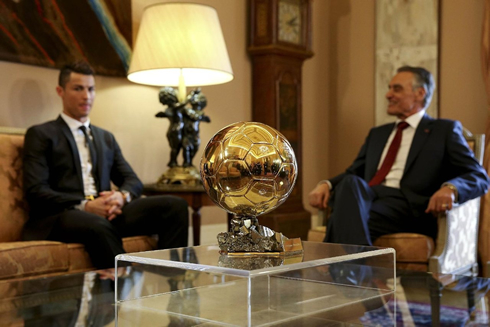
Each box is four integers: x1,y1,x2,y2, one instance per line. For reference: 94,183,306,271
115,241,395,326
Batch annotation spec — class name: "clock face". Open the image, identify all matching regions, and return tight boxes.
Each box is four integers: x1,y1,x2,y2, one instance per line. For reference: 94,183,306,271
278,0,302,45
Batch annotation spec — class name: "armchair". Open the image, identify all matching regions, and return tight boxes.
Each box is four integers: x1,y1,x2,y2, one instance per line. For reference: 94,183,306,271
308,128,484,276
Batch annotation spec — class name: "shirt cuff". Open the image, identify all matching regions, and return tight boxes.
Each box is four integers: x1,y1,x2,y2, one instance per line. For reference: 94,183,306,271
442,183,458,202
317,180,332,190
75,200,89,211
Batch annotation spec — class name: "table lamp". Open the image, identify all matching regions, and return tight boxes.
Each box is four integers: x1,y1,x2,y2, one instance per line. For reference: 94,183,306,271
128,2,234,185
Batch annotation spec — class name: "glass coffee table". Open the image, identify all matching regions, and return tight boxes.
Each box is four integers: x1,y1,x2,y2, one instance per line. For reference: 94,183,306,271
114,242,490,326
1,242,489,326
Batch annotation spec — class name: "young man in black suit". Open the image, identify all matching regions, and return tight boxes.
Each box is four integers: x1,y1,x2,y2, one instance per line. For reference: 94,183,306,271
309,66,490,245
23,61,189,269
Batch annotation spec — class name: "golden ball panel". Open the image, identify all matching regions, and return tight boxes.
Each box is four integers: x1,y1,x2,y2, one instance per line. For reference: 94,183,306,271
200,121,297,217
217,160,252,196
245,180,276,205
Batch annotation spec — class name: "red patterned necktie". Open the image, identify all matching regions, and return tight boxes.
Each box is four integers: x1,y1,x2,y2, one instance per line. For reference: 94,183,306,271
369,121,409,186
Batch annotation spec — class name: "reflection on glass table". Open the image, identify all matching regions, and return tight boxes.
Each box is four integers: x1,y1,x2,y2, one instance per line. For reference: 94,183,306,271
114,242,490,326
116,242,396,326
1,242,490,326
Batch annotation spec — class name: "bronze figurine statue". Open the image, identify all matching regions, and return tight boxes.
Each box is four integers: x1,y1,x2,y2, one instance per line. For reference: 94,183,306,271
155,87,211,185
182,89,210,168
155,87,187,168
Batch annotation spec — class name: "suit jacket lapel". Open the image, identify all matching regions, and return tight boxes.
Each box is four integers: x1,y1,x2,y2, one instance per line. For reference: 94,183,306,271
56,116,84,190
367,123,395,180
404,114,434,174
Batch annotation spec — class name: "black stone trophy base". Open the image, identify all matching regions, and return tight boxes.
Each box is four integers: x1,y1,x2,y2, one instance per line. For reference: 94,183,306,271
217,216,303,256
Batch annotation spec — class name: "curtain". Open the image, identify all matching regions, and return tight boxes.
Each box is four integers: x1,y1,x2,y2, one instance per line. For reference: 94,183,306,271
480,0,490,277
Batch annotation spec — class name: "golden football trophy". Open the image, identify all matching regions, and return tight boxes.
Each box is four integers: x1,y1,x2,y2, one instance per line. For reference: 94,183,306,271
200,122,303,255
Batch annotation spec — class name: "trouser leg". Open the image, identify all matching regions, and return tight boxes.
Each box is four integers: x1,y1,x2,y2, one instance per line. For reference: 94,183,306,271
47,211,125,269
325,175,375,245
325,176,436,245
114,195,189,249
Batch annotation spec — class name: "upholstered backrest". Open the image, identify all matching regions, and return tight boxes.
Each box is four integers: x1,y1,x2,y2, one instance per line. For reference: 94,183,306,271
462,128,484,164
0,127,28,242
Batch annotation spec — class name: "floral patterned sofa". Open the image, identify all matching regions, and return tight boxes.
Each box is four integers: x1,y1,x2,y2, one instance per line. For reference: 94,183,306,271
0,127,156,281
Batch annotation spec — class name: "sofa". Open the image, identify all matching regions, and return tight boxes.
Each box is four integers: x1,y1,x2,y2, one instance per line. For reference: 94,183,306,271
0,127,157,281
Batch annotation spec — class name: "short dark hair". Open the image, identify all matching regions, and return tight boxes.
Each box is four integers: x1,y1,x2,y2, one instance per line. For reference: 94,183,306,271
58,61,95,87
397,66,435,108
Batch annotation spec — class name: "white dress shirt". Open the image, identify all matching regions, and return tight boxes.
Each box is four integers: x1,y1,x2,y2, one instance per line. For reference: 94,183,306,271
60,113,97,209
378,110,425,189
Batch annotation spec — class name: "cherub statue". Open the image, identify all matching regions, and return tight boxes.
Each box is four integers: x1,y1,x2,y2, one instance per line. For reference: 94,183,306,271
182,89,210,167
155,87,187,168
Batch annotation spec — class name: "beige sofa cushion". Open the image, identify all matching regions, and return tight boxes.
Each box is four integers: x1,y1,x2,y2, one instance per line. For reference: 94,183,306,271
0,241,69,280
123,235,158,253
0,236,157,280
307,226,434,269
373,233,434,263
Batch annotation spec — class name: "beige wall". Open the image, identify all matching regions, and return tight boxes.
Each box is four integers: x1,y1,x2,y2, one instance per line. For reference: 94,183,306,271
440,0,487,131
0,0,487,223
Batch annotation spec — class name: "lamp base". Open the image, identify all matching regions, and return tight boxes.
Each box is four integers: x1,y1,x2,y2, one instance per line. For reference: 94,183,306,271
157,166,201,186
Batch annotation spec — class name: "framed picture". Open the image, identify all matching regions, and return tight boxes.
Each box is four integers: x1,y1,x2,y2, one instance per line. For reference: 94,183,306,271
375,0,439,126
0,0,132,77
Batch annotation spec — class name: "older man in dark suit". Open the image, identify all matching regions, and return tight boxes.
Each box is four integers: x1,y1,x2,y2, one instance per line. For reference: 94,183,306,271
309,66,490,246
23,61,189,269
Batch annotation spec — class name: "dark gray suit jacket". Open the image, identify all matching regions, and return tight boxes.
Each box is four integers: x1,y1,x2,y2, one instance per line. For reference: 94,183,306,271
329,114,489,216
23,116,143,239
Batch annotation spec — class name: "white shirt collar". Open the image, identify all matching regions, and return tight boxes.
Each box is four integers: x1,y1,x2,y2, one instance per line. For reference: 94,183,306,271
396,110,425,129
60,112,91,132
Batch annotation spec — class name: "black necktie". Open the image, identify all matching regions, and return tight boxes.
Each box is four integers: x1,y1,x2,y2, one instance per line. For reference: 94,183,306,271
79,125,97,170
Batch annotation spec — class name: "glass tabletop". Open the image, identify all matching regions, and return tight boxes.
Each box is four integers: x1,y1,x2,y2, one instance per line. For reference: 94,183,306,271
1,246,490,326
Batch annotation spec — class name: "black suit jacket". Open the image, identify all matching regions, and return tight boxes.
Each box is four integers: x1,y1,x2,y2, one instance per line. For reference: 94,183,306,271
23,116,143,239
329,114,489,216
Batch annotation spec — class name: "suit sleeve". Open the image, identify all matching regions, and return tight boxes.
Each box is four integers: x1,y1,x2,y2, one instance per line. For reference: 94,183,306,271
329,132,372,188
108,135,143,198
23,127,82,212
444,121,489,203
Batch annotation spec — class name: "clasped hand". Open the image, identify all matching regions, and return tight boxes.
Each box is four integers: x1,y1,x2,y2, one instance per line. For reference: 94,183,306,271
85,190,124,221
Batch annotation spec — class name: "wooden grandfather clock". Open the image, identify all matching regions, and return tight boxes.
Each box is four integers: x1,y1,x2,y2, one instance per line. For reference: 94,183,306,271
248,0,313,239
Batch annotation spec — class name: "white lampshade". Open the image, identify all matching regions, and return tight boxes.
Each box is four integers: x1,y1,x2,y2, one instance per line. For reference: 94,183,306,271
128,2,234,87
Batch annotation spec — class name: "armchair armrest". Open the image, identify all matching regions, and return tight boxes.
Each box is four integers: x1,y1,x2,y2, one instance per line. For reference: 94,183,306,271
429,199,480,275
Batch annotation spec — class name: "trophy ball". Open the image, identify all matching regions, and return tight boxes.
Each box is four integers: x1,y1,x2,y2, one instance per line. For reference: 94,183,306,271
200,121,297,217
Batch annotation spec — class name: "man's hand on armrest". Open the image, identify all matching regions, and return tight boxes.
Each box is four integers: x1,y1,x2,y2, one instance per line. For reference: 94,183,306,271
425,185,457,215
308,181,331,209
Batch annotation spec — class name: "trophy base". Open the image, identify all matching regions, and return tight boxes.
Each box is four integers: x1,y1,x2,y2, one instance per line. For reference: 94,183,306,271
217,217,304,256
157,166,201,186
223,238,303,257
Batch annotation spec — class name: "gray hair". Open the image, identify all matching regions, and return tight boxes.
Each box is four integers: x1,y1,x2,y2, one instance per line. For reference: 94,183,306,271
397,66,435,109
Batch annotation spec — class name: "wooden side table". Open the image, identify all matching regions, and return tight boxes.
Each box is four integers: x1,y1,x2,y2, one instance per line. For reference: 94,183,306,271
142,183,221,246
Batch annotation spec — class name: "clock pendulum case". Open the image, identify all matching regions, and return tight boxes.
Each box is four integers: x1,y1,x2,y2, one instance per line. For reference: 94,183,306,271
248,0,313,239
